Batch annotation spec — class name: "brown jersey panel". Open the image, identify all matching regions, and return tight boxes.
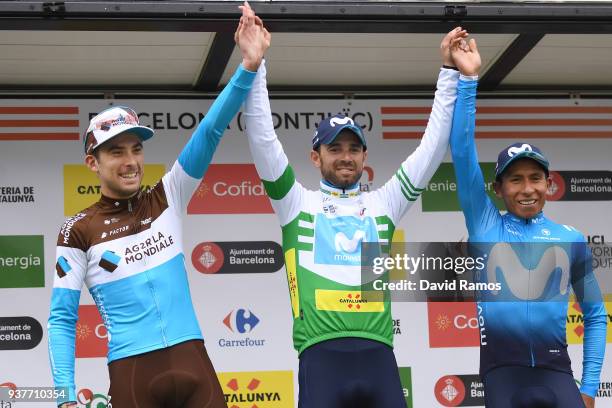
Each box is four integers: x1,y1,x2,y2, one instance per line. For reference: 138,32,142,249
86,183,170,247
56,206,96,251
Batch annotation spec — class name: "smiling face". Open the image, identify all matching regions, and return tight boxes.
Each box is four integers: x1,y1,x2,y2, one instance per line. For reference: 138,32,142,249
310,130,367,189
85,132,144,199
494,158,551,219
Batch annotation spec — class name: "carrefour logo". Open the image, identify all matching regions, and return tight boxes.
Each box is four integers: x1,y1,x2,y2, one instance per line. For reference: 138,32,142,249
219,309,265,348
223,309,260,333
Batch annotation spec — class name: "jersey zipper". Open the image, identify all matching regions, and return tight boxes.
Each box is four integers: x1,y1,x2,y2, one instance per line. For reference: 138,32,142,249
146,273,168,346
526,217,535,367
131,195,168,347
527,297,535,366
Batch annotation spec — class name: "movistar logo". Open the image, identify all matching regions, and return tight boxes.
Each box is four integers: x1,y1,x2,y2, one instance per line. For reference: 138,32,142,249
335,230,365,253
508,143,533,157
486,243,570,300
329,116,354,127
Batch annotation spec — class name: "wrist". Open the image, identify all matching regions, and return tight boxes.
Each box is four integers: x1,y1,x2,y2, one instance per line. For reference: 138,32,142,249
241,58,260,72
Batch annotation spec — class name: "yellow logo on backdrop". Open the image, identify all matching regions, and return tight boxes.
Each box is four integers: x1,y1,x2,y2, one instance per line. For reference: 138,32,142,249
315,289,385,313
63,164,165,215
566,301,612,344
218,370,294,408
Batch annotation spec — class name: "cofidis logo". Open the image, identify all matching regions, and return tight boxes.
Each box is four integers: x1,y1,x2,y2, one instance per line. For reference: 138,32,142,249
75,305,107,358
427,302,480,348
187,164,273,214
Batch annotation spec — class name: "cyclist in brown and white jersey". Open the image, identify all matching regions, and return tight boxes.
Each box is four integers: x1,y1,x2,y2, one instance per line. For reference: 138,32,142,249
48,4,269,407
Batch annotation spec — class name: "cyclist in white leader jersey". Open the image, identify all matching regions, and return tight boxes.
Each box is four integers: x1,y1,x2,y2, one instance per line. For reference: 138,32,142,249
241,8,472,407
47,5,268,407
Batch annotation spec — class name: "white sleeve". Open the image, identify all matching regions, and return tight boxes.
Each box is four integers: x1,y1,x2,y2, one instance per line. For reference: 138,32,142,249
243,60,305,226
373,68,459,225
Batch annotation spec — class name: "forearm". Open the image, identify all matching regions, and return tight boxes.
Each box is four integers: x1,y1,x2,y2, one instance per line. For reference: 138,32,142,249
398,68,459,189
243,59,290,182
178,64,256,179
450,77,478,165
48,288,80,405
449,77,494,234
579,301,608,397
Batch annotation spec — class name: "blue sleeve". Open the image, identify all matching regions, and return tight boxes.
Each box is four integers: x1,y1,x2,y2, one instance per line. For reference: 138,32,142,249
449,78,500,237
48,288,81,406
178,64,256,179
571,238,607,397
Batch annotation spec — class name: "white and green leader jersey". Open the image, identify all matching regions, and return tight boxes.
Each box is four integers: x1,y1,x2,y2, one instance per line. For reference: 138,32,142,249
244,61,459,353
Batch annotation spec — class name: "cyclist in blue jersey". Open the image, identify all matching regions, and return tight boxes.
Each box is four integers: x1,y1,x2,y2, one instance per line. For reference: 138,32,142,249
47,4,269,407
448,38,607,408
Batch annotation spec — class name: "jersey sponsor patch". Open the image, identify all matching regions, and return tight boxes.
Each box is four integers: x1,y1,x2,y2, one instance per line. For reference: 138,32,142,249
315,289,384,313
98,250,120,273
314,215,377,266
55,256,71,278
485,242,570,301
284,249,300,319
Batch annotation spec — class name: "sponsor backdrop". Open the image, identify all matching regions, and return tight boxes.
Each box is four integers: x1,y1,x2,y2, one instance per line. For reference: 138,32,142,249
1,97,611,408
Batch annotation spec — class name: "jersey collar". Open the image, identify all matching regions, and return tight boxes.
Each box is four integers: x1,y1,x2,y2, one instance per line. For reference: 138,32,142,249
99,191,140,211
507,211,546,225
319,179,361,199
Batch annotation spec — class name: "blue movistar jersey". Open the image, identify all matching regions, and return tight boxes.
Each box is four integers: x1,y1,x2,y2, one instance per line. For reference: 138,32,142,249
48,65,256,406
449,77,607,398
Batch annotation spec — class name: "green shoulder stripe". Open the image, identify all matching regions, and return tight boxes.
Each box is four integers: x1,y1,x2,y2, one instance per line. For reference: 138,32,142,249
397,166,425,194
395,171,418,201
261,164,296,200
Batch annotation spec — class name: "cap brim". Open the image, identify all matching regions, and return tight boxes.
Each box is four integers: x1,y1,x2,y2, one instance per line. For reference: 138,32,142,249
126,125,154,142
497,151,549,177
92,124,154,151
327,124,367,148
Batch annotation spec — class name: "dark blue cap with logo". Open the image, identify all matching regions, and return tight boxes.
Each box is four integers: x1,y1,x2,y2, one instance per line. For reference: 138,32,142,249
495,142,550,179
312,114,367,150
